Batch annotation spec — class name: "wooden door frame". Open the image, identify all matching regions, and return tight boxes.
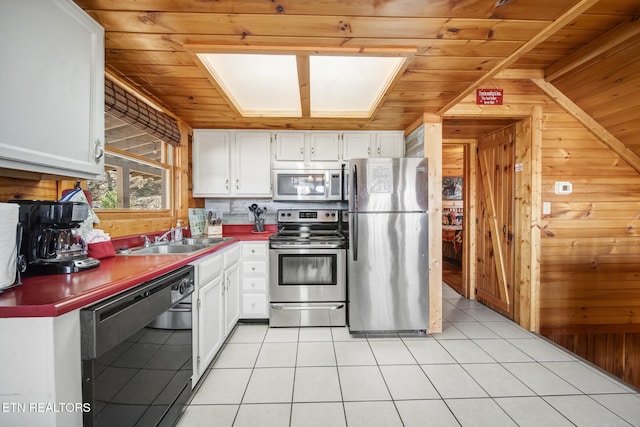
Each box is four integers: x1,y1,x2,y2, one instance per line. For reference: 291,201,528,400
442,111,541,332
442,140,476,300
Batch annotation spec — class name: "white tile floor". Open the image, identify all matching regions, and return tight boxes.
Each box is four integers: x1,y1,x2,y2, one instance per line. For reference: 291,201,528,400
177,285,640,427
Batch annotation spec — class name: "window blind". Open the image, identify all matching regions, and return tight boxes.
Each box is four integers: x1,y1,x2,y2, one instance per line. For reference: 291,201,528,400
104,77,181,146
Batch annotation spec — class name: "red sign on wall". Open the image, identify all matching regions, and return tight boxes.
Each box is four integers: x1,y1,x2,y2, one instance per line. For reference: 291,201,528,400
476,88,503,105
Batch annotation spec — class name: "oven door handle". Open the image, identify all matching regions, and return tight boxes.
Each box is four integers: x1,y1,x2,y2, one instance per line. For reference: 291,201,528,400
270,243,344,249
271,303,345,311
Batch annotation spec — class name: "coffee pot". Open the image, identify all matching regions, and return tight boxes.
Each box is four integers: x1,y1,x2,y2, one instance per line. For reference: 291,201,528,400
10,200,100,275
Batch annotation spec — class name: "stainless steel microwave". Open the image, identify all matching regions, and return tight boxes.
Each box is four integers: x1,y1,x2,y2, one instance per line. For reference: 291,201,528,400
272,169,343,201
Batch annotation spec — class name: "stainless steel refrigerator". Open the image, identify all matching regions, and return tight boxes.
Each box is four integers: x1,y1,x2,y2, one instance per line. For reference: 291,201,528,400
348,157,429,332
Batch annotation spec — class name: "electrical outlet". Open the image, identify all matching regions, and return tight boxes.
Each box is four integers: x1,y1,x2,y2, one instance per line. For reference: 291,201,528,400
543,202,551,215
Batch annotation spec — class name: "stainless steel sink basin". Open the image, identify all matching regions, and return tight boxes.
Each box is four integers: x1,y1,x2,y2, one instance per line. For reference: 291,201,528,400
178,236,234,246
117,236,235,255
124,244,209,255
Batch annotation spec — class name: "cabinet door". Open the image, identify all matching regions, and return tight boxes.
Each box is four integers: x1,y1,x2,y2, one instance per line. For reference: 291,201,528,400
342,132,373,160
375,131,405,157
0,0,104,179
309,132,341,162
224,263,241,335
234,131,272,196
192,130,231,197
197,274,224,377
274,132,306,161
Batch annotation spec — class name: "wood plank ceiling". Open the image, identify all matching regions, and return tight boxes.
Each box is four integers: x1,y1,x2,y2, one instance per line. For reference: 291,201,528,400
75,0,639,144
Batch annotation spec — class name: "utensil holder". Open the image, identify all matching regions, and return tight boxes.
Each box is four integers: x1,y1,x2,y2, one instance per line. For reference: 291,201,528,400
254,218,265,233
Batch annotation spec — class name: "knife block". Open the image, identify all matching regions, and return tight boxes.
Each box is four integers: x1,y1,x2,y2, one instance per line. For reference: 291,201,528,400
207,224,222,237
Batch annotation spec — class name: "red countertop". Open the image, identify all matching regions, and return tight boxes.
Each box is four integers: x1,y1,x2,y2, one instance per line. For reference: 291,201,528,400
0,224,275,318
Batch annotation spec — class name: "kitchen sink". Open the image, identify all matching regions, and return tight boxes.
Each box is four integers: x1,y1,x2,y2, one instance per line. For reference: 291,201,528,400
118,236,235,255
177,236,234,245
125,244,210,255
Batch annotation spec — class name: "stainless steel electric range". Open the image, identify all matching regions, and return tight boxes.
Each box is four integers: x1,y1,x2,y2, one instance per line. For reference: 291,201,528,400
269,209,347,327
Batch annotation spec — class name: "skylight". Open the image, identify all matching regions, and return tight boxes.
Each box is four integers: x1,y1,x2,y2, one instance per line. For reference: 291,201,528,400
198,53,302,117
309,56,406,117
195,49,413,119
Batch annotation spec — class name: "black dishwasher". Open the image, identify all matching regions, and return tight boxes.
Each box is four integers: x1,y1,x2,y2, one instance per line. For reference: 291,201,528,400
80,265,194,427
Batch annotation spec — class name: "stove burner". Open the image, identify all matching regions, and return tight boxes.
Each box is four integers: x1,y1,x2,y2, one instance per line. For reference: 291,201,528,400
270,209,347,249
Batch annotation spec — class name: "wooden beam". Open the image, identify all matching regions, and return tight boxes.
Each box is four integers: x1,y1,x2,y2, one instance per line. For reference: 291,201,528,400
423,115,443,334
437,0,601,116
531,78,640,174
495,69,545,80
296,55,311,117
546,16,640,82
514,112,542,332
530,106,543,333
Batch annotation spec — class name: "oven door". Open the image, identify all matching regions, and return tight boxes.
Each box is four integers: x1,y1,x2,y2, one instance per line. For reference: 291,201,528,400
269,247,346,302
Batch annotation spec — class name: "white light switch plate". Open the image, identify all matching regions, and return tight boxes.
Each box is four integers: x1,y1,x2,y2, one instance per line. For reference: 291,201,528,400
543,202,551,215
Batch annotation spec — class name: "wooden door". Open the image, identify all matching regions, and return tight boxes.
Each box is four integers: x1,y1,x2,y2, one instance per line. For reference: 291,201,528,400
475,127,515,318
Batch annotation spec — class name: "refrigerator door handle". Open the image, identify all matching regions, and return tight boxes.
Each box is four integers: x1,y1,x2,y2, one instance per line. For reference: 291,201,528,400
352,164,358,261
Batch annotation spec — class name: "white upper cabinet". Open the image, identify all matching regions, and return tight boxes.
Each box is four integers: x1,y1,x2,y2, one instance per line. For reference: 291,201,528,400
342,131,405,160
342,132,374,160
193,130,271,197
273,131,306,162
375,131,405,158
309,132,341,162
234,131,272,196
0,0,105,180
274,131,342,165
193,131,232,196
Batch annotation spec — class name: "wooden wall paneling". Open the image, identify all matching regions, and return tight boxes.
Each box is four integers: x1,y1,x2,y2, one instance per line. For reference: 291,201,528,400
531,78,640,174
0,176,58,202
442,145,464,177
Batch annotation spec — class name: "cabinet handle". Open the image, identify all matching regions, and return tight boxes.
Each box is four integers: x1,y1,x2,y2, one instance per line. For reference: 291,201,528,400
377,145,381,156
225,179,229,190
300,146,304,155
251,267,256,271
311,146,315,155
94,139,104,164
367,146,371,155
236,179,239,190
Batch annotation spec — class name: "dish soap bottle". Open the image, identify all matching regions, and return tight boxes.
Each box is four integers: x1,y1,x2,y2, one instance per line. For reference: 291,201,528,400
175,220,183,241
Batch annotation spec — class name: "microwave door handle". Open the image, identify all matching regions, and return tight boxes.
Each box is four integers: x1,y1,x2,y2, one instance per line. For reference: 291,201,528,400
352,164,358,261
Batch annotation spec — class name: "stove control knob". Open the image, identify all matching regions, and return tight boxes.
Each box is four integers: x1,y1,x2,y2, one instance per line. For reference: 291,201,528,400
331,213,336,217
325,213,330,217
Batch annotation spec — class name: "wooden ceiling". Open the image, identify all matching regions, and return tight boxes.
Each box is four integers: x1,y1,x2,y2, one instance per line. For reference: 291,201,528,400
75,0,639,143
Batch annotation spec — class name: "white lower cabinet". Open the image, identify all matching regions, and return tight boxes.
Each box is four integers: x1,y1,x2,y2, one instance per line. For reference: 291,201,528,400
223,258,241,335
191,242,242,387
240,242,269,319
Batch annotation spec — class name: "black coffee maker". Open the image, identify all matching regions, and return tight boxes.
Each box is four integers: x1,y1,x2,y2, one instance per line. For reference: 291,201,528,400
11,200,100,275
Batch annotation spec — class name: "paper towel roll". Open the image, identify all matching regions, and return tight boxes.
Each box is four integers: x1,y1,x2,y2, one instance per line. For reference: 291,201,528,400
0,203,19,290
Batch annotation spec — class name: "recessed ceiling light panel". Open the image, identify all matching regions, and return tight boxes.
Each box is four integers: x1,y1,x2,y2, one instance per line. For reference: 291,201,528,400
309,56,405,117
198,53,302,117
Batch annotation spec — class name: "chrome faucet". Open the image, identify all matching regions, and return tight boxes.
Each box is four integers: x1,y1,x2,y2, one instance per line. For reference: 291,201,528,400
155,228,174,244
141,235,152,248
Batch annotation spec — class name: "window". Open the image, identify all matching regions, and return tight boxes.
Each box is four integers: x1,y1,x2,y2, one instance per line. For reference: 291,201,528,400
87,113,173,210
